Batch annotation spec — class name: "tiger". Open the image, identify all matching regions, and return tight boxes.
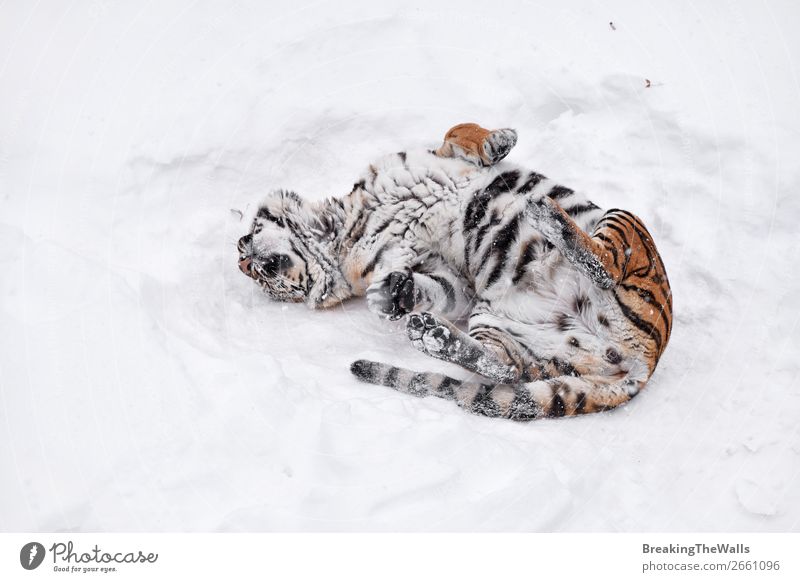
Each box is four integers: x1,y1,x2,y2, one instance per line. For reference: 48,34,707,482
237,123,673,420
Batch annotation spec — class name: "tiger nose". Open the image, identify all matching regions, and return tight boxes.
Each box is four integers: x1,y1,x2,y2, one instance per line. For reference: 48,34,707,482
238,256,253,276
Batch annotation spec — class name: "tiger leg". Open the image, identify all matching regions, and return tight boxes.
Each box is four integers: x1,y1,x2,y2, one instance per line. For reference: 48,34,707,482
367,258,474,320
350,360,644,420
434,123,518,167
525,195,623,289
410,270,474,320
525,200,673,362
406,311,523,384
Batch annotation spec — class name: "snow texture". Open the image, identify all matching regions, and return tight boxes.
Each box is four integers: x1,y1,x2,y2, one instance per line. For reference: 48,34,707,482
1,0,799,531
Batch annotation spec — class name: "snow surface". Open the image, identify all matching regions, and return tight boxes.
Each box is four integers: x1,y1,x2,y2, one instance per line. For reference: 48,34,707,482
1,0,799,532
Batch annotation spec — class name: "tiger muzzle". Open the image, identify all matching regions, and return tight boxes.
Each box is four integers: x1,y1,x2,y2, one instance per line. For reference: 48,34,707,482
239,256,253,276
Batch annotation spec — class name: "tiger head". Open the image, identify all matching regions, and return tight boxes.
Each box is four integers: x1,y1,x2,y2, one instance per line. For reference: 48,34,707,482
237,190,350,309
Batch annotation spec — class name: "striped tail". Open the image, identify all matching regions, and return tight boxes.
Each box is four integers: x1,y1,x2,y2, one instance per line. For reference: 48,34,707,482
350,360,643,421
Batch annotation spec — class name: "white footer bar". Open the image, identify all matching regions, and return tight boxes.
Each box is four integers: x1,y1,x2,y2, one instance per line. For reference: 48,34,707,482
1,533,797,581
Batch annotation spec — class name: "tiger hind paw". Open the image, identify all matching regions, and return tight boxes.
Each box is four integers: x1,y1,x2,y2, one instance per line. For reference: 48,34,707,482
407,312,459,358
482,128,518,165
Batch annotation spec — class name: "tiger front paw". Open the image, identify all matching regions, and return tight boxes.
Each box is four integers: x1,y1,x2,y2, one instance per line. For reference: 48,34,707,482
482,128,518,165
366,272,417,320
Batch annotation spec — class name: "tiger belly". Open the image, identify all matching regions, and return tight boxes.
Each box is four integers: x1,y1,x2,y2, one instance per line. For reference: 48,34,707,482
473,253,647,382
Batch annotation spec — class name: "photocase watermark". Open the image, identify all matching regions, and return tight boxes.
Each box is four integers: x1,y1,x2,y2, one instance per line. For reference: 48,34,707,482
18,540,158,574
20,542,46,570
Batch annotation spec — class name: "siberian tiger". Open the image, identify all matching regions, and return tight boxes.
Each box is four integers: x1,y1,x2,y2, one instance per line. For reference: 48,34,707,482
237,123,672,420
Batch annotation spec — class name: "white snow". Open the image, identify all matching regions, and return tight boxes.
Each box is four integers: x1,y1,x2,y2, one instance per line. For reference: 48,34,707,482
1,0,799,531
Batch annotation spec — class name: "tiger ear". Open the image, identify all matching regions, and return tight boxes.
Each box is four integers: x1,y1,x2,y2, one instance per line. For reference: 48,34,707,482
306,198,343,243
273,190,312,221
309,214,336,241
254,190,294,218
254,190,317,231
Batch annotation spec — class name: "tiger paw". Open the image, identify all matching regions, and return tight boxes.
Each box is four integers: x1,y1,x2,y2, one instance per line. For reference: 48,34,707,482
366,271,416,320
406,312,457,357
482,128,518,165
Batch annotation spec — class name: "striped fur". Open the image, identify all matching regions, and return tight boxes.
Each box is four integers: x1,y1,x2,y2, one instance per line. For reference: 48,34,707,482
239,124,673,420
350,359,639,420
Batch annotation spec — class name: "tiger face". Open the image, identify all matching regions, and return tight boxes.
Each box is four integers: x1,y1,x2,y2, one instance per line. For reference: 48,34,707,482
237,191,313,303
237,232,308,303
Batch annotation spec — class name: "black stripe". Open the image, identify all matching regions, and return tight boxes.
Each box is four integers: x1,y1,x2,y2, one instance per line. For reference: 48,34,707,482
464,232,474,271
597,216,630,240
484,214,521,288
472,211,501,255
385,366,399,388
608,208,647,231
343,213,369,243
516,172,546,194
256,207,285,227
436,376,460,398
350,360,378,382
475,233,496,276
472,385,502,417
556,313,573,331
512,238,538,284
428,274,456,312
605,213,654,253
603,215,664,283
574,294,590,314
597,222,630,252
627,256,655,278
619,282,658,305
510,389,540,421
485,170,521,193
575,392,587,414
650,245,670,290
594,232,619,267
614,290,663,352
371,217,394,238
361,244,386,277
565,202,600,217
601,215,635,236
539,200,579,246
463,190,492,231
548,185,573,200
619,283,671,345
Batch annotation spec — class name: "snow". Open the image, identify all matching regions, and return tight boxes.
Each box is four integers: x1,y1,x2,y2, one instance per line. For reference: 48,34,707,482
1,0,799,531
